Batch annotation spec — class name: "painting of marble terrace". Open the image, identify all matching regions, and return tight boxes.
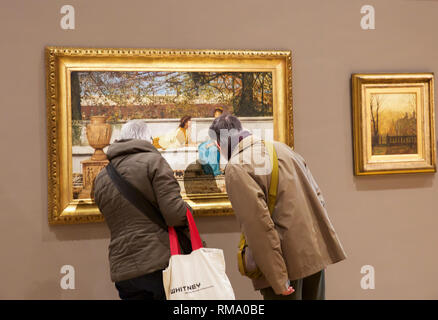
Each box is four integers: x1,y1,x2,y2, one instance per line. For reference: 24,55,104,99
70,71,274,200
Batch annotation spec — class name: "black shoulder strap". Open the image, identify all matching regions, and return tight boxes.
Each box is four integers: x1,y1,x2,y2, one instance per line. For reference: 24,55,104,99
105,161,167,230
105,160,193,254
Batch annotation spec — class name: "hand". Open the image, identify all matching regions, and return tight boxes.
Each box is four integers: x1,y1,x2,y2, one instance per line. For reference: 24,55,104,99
281,286,295,296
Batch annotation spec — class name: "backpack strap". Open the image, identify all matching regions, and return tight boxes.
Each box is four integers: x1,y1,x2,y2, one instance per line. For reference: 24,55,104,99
264,141,279,215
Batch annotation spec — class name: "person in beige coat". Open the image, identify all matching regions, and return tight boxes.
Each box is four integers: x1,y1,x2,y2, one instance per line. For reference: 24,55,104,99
209,115,347,300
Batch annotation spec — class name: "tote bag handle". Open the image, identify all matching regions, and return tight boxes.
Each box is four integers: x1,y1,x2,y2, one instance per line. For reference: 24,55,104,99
169,208,203,255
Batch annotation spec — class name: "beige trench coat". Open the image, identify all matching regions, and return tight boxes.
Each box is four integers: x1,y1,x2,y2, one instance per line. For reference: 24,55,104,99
225,136,346,294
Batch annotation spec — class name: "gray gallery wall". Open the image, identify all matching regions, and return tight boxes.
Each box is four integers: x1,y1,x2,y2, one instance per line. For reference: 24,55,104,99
0,0,437,299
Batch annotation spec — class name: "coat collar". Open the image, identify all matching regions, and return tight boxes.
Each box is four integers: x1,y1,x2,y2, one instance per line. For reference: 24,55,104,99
229,135,263,160
106,139,159,160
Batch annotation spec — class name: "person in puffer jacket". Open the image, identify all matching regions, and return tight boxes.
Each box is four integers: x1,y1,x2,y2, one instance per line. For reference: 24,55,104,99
94,120,190,300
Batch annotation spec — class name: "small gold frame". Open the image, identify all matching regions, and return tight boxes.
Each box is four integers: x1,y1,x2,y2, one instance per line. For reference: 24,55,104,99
46,47,293,224
352,73,436,176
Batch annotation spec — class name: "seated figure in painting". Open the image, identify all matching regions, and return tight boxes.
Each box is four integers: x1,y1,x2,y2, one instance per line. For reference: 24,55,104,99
153,115,193,150
198,107,224,176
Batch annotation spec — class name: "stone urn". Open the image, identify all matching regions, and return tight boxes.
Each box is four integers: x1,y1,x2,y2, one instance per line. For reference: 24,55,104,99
86,116,112,161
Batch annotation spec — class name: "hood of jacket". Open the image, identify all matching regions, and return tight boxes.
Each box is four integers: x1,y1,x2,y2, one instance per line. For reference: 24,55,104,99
106,139,160,160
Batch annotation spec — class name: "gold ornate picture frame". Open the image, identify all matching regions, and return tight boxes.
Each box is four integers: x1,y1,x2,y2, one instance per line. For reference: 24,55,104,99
352,73,436,176
46,47,293,225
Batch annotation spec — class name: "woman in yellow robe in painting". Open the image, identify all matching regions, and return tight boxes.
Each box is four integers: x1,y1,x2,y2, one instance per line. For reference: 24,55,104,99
153,116,193,150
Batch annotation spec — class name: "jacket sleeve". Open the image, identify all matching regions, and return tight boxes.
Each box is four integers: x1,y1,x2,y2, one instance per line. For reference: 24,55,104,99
225,164,289,294
149,153,187,227
293,150,327,208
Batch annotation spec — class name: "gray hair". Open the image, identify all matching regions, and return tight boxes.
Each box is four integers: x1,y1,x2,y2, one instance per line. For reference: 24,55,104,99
119,120,153,142
209,115,245,159
208,114,243,145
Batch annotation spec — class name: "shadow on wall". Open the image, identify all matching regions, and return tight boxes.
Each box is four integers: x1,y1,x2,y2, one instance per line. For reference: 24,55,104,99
45,204,239,241
353,174,435,191
25,279,61,300
45,222,110,242
195,215,240,234
43,164,237,241
352,141,438,191
46,212,240,241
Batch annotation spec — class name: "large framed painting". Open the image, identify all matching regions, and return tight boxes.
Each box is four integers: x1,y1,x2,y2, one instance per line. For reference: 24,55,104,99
46,47,293,224
352,73,436,176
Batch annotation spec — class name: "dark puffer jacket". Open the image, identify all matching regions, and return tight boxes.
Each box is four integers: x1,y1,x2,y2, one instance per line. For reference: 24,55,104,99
94,139,188,282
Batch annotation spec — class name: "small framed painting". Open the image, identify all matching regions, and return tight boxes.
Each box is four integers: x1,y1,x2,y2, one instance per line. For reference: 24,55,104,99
352,73,436,175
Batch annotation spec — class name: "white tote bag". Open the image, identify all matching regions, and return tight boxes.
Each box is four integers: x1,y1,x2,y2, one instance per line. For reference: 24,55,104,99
162,208,235,300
